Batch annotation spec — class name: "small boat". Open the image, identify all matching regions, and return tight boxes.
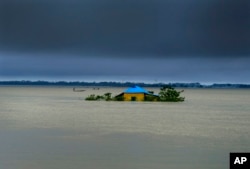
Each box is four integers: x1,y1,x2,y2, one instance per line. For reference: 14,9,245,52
73,88,85,92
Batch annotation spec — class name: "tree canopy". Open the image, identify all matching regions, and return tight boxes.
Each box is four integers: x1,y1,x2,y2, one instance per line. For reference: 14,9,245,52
158,86,185,102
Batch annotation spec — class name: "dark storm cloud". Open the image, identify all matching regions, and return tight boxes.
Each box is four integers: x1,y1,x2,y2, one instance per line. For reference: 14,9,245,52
1,53,250,83
1,0,249,57
157,0,250,57
0,0,158,56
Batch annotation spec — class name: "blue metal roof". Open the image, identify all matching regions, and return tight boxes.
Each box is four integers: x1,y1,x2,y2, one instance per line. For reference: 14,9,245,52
124,86,149,94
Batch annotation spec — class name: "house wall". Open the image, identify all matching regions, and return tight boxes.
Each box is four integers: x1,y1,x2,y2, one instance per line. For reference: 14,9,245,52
123,93,145,101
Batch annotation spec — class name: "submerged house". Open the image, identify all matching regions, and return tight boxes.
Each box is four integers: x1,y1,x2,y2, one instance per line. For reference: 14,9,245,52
115,86,159,101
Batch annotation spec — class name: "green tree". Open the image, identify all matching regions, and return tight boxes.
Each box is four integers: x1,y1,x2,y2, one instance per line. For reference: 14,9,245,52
104,92,112,101
159,86,185,102
95,95,104,100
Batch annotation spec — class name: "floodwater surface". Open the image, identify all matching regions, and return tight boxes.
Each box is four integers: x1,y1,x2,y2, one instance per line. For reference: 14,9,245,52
0,86,249,169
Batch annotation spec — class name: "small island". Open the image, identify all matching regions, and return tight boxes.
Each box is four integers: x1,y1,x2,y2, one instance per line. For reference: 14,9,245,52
85,85,185,102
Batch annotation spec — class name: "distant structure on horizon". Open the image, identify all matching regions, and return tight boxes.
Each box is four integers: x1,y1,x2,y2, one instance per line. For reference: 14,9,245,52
115,86,159,101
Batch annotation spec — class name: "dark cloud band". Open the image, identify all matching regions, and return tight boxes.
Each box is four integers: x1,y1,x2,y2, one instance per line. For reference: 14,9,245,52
0,0,249,57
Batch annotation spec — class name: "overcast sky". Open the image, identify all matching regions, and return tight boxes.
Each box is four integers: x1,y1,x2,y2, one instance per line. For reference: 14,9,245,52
0,0,249,83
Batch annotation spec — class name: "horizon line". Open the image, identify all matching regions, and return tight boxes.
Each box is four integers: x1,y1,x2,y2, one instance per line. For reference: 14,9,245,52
0,80,250,86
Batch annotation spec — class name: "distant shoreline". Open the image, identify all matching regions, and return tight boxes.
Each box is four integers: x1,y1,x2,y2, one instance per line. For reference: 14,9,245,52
0,81,250,88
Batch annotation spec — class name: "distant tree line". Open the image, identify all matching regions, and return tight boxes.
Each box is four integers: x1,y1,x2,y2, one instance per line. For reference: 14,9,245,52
0,81,250,88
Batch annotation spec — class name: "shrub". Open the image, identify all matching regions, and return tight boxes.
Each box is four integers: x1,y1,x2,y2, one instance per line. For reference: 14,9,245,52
113,95,124,101
159,86,185,102
85,93,114,101
104,92,112,101
85,94,98,101
144,95,157,101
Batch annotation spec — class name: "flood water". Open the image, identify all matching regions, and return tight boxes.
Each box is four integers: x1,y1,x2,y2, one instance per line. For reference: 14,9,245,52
0,86,249,169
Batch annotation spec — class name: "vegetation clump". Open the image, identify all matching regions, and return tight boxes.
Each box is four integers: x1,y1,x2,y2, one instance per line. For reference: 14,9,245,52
103,92,112,101
144,95,157,101
85,93,114,101
85,94,101,101
112,95,124,101
158,86,185,102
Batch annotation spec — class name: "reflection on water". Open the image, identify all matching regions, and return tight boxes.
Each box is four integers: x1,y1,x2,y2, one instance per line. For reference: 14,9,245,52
0,87,250,169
